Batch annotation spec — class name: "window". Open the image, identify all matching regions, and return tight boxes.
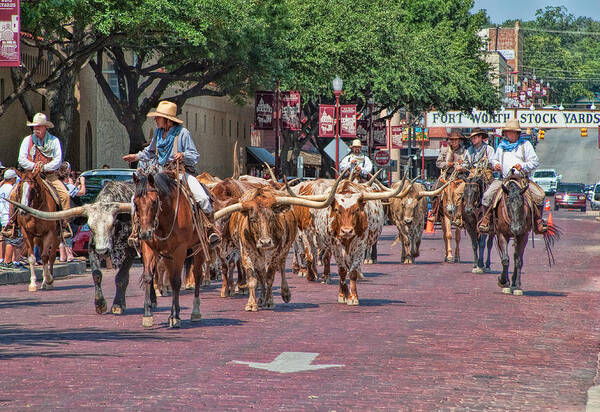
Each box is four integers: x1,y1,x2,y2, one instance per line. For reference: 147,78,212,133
42,96,46,111
0,79,4,101
236,121,239,138
204,114,207,133
221,118,225,136
186,111,189,128
229,119,232,137
195,113,198,131
102,63,121,99
213,116,216,134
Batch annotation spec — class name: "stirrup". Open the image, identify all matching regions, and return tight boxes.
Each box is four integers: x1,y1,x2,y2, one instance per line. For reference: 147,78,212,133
478,221,490,233
208,232,221,248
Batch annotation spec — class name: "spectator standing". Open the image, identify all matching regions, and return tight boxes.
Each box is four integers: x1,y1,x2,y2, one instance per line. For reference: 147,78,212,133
0,169,23,268
58,162,86,262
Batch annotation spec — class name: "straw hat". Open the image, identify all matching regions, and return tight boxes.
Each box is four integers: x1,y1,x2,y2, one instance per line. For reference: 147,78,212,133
147,101,183,124
469,128,488,138
448,128,463,139
350,139,362,148
26,113,54,128
502,119,521,133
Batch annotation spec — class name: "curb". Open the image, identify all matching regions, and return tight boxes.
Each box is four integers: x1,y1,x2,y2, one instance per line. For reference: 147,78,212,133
0,261,87,286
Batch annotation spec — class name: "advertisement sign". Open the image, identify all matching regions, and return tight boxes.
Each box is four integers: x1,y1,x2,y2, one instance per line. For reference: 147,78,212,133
340,105,356,137
427,109,600,128
372,119,387,146
254,91,275,130
0,0,19,67
391,126,403,148
356,119,369,145
281,91,301,130
318,104,335,137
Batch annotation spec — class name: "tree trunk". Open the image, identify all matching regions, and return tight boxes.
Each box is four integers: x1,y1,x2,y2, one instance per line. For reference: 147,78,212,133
48,70,77,164
124,112,148,155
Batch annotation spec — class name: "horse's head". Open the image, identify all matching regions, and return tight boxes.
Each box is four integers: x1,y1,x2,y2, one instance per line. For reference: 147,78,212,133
133,172,176,241
501,179,529,235
462,177,483,215
444,179,463,216
17,169,43,212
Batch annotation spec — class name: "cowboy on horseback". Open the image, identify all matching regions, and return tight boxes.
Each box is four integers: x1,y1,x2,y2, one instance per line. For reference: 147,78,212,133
463,128,495,173
340,139,373,179
478,119,547,234
123,101,220,247
1,113,72,239
428,128,467,225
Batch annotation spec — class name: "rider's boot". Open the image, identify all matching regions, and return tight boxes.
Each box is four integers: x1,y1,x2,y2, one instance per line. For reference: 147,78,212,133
477,206,492,233
534,203,548,234
127,212,140,247
202,209,221,248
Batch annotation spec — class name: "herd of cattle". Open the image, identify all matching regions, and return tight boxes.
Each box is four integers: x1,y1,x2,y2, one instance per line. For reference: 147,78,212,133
12,166,451,327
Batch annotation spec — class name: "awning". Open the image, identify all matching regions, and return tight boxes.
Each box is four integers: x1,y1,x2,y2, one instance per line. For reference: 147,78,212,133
286,150,322,166
246,146,275,166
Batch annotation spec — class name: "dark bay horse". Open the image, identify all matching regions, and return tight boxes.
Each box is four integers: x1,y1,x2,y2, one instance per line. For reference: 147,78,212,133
133,172,208,328
462,176,494,273
8,170,61,292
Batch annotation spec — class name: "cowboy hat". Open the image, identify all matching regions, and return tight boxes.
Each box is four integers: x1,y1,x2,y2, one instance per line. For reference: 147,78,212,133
502,119,521,133
469,128,488,138
350,139,362,147
448,128,463,139
3,169,17,180
147,101,183,124
26,113,54,128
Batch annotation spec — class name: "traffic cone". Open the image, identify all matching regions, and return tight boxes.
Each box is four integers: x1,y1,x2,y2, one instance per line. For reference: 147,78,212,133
547,212,553,227
544,198,551,211
425,211,435,234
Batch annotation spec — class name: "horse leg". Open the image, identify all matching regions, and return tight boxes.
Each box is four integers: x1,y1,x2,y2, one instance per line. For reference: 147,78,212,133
167,254,183,328
39,235,55,290
477,234,485,269
453,227,461,263
280,263,291,303
485,233,494,271
184,255,195,289
497,235,511,292
337,265,349,303
191,253,204,321
512,235,528,296
347,268,360,306
442,217,453,262
111,254,133,315
469,226,480,272
44,237,57,290
89,250,107,314
141,245,155,327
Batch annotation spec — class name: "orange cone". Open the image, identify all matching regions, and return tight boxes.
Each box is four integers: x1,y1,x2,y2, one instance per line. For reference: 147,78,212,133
425,211,435,234
544,199,551,211
547,212,553,227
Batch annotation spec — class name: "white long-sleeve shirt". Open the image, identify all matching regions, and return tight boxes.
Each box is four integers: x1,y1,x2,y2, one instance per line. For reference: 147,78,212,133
463,143,495,168
490,140,539,178
340,152,373,176
18,133,63,172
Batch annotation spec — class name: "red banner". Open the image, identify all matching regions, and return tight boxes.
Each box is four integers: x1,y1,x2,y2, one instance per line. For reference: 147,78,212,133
356,120,369,145
340,105,356,137
535,83,541,93
519,91,526,102
0,0,20,67
254,91,275,130
542,88,548,97
391,126,403,149
526,89,533,97
318,105,335,137
372,119,387,146
281,91,301,130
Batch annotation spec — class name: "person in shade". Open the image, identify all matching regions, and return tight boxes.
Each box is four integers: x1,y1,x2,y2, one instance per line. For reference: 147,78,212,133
339,139,373,179
122,100,220,247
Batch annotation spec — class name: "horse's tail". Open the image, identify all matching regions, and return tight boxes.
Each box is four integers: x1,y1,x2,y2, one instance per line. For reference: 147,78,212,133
543,223,562,266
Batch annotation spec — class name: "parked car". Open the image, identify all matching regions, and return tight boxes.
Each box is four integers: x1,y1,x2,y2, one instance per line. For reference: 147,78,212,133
78,168,136,204
554,182,587,212
532,169,561,195
591,183,600,211
72,224,90,256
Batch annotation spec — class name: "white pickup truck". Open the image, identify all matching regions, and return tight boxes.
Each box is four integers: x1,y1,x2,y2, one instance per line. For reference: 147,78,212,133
532,169,561,195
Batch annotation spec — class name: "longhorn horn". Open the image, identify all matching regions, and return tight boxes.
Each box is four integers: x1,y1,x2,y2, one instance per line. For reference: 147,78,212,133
365,169,383,186
6,198,87,220
263,162,276,181
416,181,452,198
214,202,246,220
232,141,240,179
361,175,416,201
116,203,133,214
274,172,344,209
283,175,297,197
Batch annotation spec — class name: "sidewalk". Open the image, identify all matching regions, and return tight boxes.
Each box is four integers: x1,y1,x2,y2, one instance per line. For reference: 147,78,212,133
0,259,87,285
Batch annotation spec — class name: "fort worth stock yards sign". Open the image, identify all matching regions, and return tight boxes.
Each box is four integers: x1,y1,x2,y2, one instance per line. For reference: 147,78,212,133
427,109,600,129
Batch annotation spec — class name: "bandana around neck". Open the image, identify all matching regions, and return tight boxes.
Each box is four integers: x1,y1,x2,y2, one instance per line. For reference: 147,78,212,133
498,137,528,152
156,125,182,165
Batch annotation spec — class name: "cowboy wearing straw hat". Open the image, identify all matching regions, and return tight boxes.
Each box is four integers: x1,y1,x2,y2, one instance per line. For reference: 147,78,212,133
478,119,547,234
339,139,373,178
1,113,72,238
123,100,220,247
428,128,467,224
463,128,495,182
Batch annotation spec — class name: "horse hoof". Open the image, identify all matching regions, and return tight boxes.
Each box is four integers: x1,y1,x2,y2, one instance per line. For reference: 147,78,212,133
202,280,211,286
28,284,38,292
185,283,194,290
42,283,55,290
501,287,512,294
169,317,181,328
245,303,258,312
95,301,107,314
191,313,202,322
151,302,158,310
281,292,291,303
111,305,124,315
512,289,523,296
337,295,347,304
264,302,275,310
472,267,484,274
142,316,154,328
346,297,359,306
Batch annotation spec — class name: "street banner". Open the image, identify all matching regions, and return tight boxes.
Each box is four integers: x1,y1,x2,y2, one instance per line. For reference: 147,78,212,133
519,91,526,102
318,104,335,137
372,119,387,146
391,126,403,148
281,91,301,130
340,105,356,137
356,119,369,145
254,91,275,130
0,0,20,67
535,83,541,93
542,88,548,97
526,89,533,97
427,109,600,128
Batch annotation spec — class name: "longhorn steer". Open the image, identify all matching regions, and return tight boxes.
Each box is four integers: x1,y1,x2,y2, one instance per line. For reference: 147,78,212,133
388,182,428,264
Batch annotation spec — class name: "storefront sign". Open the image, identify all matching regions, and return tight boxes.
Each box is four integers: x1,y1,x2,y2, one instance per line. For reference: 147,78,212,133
427,109,600,128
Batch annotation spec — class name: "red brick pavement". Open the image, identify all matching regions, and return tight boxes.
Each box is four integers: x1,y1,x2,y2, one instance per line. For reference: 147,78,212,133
0,210,599,410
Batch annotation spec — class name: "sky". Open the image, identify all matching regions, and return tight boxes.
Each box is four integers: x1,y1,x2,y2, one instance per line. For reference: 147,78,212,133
472,0,600,24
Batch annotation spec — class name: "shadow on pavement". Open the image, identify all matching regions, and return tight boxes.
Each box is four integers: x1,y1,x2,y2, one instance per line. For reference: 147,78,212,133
274,302,319,312
522,290,567,297
0,298,77,309
355,298,406,307
178,317,245,329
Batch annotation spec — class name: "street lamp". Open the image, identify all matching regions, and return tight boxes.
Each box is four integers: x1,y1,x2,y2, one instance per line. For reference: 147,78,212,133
332,76,343,175
559,103,564,111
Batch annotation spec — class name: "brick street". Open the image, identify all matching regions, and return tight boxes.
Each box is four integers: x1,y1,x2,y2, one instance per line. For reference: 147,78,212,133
1,210,599,410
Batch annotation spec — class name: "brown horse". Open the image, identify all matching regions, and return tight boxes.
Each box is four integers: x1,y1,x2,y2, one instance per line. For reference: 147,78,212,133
462,175,494,273
439,172,466,263
7,170,61,292
493,175,558,295
133,171,208,328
